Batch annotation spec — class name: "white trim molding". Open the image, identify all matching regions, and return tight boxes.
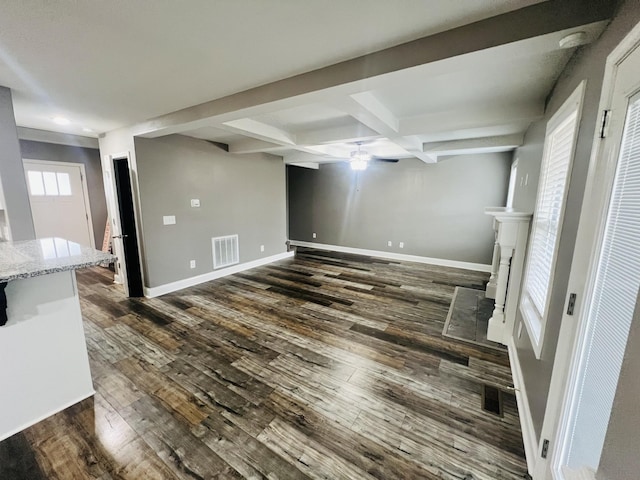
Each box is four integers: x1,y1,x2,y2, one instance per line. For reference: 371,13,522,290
508,337,538,475
290,240,491,272
143,251,294,298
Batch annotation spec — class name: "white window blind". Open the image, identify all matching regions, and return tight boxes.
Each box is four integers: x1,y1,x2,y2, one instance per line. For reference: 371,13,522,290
565,92,640,470
521,106,580,352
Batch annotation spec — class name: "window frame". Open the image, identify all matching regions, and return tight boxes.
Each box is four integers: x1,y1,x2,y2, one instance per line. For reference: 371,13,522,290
520,82,585,359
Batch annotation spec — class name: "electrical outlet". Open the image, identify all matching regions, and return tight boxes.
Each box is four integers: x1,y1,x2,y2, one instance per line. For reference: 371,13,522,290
190,260,196,269
387,241,392,247
312,232,317,239
260,245,265,252
399,242,404,248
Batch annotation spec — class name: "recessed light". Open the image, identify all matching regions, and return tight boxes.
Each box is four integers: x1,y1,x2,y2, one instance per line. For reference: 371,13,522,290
82,127,93,133
52,116,70,125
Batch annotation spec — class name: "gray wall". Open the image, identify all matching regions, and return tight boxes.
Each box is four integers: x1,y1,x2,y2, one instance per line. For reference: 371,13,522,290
0,87,34,241
19,140,107,249
134,135,287,288
597,291,640,480
288,153,511,265
511,0,640,438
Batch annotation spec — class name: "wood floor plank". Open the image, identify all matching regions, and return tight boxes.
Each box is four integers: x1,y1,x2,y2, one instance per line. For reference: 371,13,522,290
1,247,529,479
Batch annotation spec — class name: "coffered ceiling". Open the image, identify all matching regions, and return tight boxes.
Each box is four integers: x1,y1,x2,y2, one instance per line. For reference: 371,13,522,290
0,1,614,165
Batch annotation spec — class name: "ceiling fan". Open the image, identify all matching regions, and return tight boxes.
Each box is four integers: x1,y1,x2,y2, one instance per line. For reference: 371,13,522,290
347,142,399,171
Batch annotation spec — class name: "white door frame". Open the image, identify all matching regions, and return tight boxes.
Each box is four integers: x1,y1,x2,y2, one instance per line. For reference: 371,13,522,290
534,21,640,480
101,151,146,296
22,158,96,248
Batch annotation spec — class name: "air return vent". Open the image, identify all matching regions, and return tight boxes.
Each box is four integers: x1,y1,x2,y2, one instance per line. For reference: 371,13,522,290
212,234,239,269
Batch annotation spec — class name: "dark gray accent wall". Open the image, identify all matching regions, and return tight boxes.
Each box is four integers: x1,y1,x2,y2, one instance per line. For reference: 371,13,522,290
0,87,34,241
511,0,640,439
134,135,287,288
288,153,511,265
19,140,107,249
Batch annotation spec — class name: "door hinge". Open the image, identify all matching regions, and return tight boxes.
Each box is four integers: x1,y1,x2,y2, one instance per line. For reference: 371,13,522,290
567,293,577,315
600,109,611,138
541,439,550,459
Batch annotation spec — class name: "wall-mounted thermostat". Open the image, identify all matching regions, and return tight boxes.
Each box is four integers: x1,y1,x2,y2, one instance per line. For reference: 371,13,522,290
190,199,200,208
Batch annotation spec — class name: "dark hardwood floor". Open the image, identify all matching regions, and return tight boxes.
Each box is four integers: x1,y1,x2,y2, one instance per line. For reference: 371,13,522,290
0,248,528,479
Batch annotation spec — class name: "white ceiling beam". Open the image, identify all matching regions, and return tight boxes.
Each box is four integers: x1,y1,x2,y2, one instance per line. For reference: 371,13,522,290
228,138,288,154
391,135,437,164
230,123,382,154
401,102,544,137
287,162,319,170
333,95,436,163
350,92,399,132
17,127,99,149
283,151,331,165
423,133,524,159
222,118,296,146
294,124,380,146
131,0,614,137
423,134,524,157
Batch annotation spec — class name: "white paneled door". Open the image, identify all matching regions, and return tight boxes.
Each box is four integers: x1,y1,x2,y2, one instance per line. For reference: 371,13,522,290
23,160,94,247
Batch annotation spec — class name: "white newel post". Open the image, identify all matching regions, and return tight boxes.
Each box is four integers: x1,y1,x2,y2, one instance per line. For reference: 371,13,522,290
487,247,513,340
486,225,500,299
484,208,532,345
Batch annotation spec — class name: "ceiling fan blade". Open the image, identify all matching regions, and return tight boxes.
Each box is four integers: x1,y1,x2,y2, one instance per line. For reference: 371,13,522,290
372,157,399,163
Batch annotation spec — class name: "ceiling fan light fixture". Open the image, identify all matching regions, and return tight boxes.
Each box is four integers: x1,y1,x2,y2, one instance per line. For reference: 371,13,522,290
350,159,368,171
350,146,371,170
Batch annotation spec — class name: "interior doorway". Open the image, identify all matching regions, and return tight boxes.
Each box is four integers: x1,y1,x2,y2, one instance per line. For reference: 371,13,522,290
23,159,94,247
112,157,144,297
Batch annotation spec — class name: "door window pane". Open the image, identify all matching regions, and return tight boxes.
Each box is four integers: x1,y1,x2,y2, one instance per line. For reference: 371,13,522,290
42,172,59,196
56,172,72,196
27,171,45,196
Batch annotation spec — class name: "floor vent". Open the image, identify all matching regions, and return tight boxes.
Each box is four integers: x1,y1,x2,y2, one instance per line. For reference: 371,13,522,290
481,385,503,417
212,234,239,269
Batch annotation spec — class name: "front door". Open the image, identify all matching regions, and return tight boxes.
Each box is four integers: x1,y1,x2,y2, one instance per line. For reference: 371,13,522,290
23,160,94,247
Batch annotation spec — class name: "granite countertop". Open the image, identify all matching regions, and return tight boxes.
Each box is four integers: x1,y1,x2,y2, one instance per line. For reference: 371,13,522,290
0,238,116,282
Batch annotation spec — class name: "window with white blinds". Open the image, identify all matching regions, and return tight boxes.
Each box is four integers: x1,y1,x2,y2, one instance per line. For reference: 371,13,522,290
564,91,640,471
520,86,582,357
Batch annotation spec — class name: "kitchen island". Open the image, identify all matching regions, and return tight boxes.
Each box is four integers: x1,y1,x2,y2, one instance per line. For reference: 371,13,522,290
0,238,115,441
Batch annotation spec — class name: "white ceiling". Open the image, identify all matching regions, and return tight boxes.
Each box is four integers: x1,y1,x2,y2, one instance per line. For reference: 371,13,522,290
0,1,610,165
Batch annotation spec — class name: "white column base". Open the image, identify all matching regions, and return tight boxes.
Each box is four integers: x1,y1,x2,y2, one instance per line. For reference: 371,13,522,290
487,312,505,344
486,283,497,299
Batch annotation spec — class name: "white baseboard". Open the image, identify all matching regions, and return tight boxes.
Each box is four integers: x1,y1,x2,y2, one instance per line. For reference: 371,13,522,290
508,337,538,475
289,240,491,273
143,251,294,298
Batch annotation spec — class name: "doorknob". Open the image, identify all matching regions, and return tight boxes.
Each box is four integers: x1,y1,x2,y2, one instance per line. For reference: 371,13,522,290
112,234,128,239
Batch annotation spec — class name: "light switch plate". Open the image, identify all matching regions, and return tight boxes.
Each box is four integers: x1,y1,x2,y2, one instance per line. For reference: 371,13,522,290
163,215,176,225
190,199,200,208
